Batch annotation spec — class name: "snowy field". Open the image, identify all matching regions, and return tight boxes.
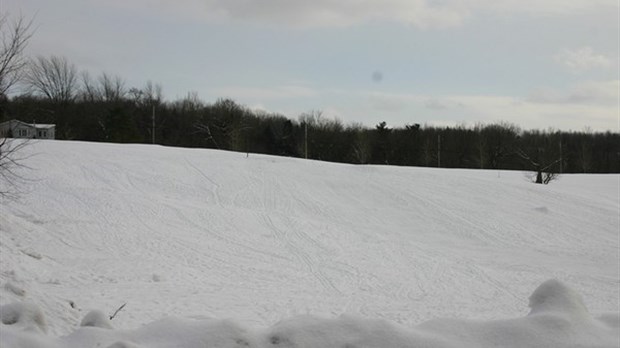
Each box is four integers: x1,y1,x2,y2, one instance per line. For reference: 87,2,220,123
0,140,618,347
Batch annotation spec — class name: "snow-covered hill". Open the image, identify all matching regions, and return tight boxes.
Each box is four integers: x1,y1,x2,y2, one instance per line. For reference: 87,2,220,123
0,140,618,347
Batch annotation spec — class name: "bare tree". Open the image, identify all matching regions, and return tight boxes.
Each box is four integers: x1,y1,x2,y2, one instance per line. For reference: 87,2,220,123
350,122,371,164
0,13,34,200
478,122,520,169
79,71,100,102
142,80,162,105
516,148,561,184
194,123,221,149
25,55,78,103
99,73,126,102
0,137,32,200
78,71,127,103
128,80,163,108
0,13,33,96
179,91,203,112
211,98,248,151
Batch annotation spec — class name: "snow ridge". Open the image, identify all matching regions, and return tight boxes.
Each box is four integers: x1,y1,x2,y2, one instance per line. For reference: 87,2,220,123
1,280,618,348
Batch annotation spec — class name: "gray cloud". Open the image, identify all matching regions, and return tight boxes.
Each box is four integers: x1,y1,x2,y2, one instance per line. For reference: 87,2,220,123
212,0,467,28
527,80,618,105
424,98,464,110
213,85,318,100
555,47,612,73
101,0,617,29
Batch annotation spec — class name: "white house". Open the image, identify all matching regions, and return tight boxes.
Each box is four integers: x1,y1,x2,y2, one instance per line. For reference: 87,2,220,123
0,120,56,139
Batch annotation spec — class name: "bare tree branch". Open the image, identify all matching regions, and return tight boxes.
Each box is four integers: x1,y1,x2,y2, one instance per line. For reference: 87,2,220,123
0,14,35,200
194,123,220,149
109,303,127,320
515,148,561,185
79,71,101,102
99,73,126,102
25,55,78,103
0,13,34,96
0,137,35,200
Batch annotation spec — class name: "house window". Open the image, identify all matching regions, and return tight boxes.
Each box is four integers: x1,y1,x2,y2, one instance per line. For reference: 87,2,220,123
19,129,28,137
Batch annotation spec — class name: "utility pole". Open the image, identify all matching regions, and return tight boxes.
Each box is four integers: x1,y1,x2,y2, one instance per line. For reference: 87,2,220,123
559,139,563,174
304,122,308,159
152,105,155,144
437,134,441,167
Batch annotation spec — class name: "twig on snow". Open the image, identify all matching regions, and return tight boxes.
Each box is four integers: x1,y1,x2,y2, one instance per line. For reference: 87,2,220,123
109,303,127,320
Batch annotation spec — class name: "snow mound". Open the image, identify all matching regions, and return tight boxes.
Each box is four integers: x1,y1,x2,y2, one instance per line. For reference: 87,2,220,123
528,278,589,316
0,279,618,348
0,301,48,333
80,310,113,329
105,342,142,348
4,282,26,297
264,314,451,348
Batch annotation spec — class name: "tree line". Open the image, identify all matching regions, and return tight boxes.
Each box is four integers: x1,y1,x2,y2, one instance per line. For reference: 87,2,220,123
1,52,619,178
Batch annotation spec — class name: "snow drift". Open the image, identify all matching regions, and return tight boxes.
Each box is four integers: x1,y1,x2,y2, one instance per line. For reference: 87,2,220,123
0,140,618,346
1,279,618,347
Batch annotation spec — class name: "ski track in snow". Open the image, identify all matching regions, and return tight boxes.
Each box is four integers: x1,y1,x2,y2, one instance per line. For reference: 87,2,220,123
0,140,618,337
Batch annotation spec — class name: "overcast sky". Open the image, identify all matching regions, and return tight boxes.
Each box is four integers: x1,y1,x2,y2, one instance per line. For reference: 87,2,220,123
3,0,619,131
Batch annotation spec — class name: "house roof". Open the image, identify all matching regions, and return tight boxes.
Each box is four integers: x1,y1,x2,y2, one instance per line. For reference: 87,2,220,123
33,124,55,129
0,119,55,129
